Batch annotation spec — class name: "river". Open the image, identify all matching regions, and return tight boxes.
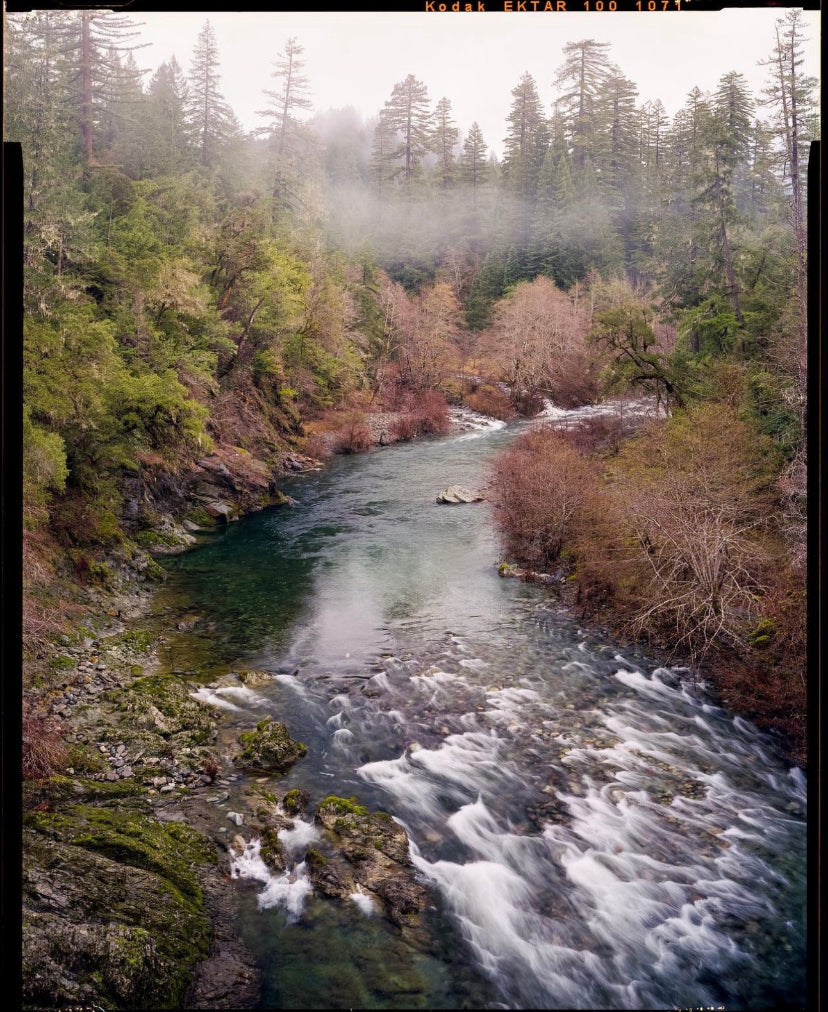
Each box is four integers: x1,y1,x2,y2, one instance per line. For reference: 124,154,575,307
157,411,807,1010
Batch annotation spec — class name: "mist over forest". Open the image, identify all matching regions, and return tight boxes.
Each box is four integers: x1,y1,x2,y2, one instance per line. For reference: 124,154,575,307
5,7,818,758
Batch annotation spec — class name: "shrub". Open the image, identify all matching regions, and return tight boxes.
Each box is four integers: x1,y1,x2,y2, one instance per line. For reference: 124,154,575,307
607,403,782,659
491,426,601,570
391,390,450,441
463,384,515,421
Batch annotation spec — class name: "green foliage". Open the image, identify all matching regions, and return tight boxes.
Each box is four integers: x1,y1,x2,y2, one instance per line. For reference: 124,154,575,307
745,369,803,457
319,795,370,818
590,301,684,408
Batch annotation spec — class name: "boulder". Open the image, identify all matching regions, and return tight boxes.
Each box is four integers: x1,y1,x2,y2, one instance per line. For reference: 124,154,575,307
233,718,307,775
309,795,430,929
436,485,483,504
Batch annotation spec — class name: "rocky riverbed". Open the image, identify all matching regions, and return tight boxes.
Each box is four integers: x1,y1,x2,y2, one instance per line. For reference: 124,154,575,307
22,589,442,1011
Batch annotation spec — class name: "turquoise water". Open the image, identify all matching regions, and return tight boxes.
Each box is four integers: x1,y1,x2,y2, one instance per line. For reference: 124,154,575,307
159,419,807,1010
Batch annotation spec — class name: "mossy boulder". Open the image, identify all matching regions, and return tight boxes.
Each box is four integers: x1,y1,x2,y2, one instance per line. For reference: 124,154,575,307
234,717,307,774
22,802,214,1010
282,787,311,815
311,795,429,930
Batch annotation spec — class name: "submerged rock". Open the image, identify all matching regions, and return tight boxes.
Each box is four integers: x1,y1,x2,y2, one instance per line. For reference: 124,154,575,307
436,485,484,504
233,717,307,774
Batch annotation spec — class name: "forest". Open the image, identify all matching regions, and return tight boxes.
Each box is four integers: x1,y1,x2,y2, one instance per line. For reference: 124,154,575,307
6,8,816,762
5,10,820,1011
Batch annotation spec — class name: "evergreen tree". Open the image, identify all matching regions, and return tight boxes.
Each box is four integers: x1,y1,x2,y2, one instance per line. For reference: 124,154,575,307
595,67,639,196
501,72,546,195
370,111,396,200
432,97,459,189
382,74,433,185
186,20,235,168
3,12,95,301
62,10,149,164
760,8,817,345
459,122,489,199
257,36,313,201
553,39,612,171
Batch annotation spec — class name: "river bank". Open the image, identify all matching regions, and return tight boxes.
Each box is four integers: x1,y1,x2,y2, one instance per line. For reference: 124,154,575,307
19,406,499,1010
20,401,806,1010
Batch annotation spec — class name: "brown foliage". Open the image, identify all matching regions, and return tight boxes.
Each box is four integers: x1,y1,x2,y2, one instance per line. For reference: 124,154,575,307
390,391,451,441
22,703,67,781
486,276,593,410
491,426,601,571
606,404,783,659
463,384,516,421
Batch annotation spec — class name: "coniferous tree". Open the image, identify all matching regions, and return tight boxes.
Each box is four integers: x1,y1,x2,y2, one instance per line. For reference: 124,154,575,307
501,72,546,194
553,39,612,171
257,36,313,201
432,97,459,189
62,10,149,164
760,8,817,346
382,74,432,185
4,12,95,300
459,122,489,201
186,20,235,168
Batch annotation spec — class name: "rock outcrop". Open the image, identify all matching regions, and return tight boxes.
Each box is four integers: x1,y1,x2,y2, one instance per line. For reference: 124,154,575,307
307,795,430,932
233,717,307,774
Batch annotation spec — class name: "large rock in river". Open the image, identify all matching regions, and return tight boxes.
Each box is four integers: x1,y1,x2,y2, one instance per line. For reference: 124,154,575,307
436,485,484,504
308,795,430,931
233,717,307,774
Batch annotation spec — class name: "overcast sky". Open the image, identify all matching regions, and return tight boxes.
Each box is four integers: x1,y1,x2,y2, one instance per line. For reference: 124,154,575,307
130,9,820,157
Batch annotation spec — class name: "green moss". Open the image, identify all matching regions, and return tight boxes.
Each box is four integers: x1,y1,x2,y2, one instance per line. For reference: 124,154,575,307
88,561,114,587
235,717,306,774
107,628,156,652
49,654,76,672
749,617,777,647
152,561,168,581
186,506,215,528
305,847,328,868
283,787,310,815
26,804,216,902
319,794,370,818
134,529,182,549
64,743,108,775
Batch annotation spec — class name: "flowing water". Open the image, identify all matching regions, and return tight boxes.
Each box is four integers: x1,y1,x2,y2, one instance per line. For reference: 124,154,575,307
158,411,807,1010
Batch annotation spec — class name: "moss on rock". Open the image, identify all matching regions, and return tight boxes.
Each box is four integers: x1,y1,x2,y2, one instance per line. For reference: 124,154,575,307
234,717,306,774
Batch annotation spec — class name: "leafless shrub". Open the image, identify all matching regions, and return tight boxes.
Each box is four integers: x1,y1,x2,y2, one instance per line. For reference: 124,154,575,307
608,404,781,660
463,384,515,421
491,427,600,570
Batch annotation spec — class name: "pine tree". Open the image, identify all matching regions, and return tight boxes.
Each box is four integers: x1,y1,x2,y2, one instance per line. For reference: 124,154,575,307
432,97,459,189
501,72,546,193
3,12,95,300
370,111,396,200
62,10,149,164
459,122,489,205
595,67,639,196
186,20,235,168
382,74,432,185
553,39,612,171
760,8,817,345
257,36,313,200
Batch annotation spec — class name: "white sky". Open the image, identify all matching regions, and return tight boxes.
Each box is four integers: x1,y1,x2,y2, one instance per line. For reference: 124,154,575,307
126,9,820,156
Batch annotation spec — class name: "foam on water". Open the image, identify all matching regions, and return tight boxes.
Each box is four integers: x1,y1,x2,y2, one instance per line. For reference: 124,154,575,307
191,684,271,711
231,824,319,922
349,885,377,916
